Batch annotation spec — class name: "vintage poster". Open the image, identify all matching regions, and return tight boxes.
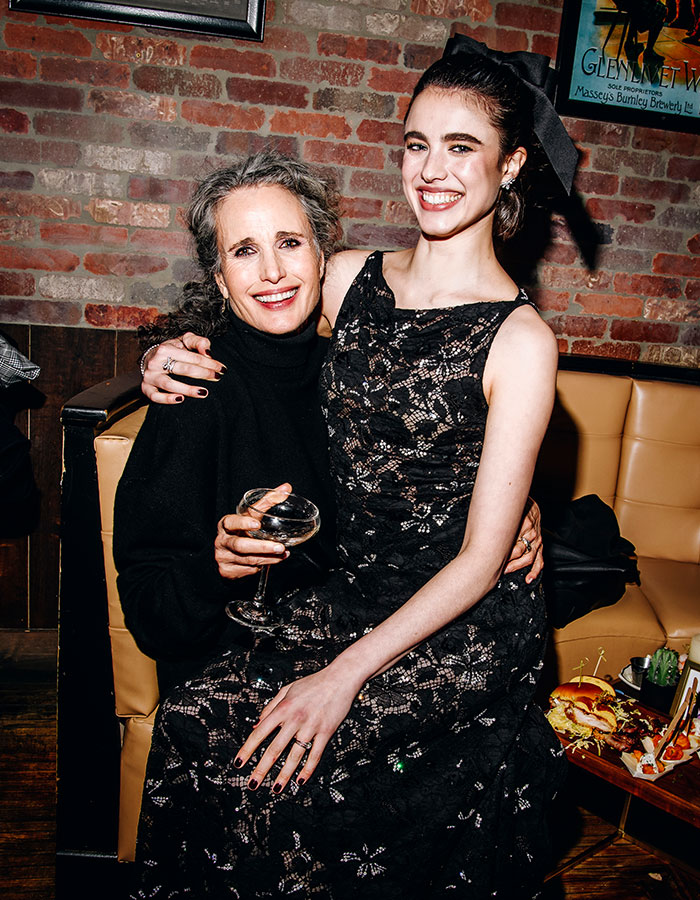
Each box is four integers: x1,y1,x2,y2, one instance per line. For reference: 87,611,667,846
557,0,700,133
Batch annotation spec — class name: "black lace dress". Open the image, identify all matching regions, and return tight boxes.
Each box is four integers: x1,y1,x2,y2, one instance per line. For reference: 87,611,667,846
131,251,565,899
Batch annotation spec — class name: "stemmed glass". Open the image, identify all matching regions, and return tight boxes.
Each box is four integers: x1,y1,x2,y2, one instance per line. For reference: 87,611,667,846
225,488,321,633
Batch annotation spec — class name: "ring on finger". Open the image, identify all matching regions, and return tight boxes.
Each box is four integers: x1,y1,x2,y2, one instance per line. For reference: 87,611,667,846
293,737,313,751
162,356,176,374
518,535,532,553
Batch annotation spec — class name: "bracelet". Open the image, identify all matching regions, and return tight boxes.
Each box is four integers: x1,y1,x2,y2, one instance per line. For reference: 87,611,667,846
139,343,162,377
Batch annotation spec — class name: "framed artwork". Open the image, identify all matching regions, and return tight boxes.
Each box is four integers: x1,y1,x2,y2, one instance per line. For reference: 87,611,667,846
7,0,266,41
555,0,700,134
670,659,700,718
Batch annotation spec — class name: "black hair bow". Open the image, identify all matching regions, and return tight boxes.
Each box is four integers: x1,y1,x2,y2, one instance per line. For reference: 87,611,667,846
442,34,578,195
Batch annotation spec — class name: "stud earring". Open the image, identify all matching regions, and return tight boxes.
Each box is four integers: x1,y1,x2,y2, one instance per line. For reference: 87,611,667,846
501,178,515,192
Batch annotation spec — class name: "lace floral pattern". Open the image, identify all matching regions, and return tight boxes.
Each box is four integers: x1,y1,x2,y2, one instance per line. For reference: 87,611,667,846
132,251,565,899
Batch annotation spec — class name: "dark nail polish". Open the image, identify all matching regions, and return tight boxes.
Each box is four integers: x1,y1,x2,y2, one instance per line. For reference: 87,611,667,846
220,364,227,372
272,783,282,794
204,349,212,357
296,777,305,786
197,388,208,397
234,757,243,768
214,372,222,380
248,779,258,790
175,396,184,403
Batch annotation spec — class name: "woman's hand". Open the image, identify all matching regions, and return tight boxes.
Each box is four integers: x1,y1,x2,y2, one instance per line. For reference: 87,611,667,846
214,484,293,580
141,333,225,404
235,666,360,793
503,497,543,583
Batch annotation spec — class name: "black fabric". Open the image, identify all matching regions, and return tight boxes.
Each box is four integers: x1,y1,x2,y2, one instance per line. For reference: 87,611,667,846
541,494,640,629
113,312,337,696
132,251,566,899
0,385,40,538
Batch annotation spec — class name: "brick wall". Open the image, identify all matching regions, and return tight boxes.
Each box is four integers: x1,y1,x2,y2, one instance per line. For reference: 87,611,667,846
1,0,699,366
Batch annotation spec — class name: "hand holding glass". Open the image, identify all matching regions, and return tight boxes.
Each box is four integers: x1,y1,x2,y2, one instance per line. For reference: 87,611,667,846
225,488,320,632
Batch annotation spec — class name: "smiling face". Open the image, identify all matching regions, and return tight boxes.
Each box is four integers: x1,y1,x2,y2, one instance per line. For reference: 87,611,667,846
214,184,325,335
402,86,525,241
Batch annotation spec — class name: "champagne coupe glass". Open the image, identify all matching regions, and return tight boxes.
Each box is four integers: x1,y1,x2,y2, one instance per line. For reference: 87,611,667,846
225,488,321,632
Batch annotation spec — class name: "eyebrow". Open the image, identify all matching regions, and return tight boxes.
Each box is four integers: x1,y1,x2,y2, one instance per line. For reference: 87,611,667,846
404,129,483,145
225,230,306,251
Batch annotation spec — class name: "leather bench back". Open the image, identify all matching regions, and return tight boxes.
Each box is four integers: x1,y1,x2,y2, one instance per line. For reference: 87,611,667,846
95,405,158,719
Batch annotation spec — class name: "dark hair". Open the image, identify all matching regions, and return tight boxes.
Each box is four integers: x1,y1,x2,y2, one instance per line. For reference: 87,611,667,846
405,55,537,240
139,152,341,346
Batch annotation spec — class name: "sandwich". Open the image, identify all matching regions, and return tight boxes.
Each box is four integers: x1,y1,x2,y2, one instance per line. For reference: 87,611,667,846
547,676,617,738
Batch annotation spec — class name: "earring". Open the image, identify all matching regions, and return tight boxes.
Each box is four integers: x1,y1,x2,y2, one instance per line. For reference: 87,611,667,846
501,178,515,192
221,296,228,315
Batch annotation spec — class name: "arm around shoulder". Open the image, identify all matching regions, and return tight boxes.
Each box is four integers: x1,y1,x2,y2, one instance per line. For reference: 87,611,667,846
320,249,372,330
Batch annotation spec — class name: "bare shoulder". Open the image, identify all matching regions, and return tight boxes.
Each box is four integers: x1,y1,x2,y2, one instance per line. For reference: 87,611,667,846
321,249,372,327
485,302,558,396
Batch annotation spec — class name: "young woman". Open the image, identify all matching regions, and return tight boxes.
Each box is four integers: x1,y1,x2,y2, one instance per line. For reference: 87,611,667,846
129,44,569,899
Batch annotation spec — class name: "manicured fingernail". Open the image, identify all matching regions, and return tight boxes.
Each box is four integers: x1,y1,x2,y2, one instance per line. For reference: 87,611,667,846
234,757,243,768
204,349,212,357
220,365,227,372
197,388,208,397
272,783,282,794
248,779,258,790
296,777,305,786
213,372,222,380
175,396,184,403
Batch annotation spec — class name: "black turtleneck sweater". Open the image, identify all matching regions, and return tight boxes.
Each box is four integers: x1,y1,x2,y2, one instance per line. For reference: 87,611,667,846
113,314,336,695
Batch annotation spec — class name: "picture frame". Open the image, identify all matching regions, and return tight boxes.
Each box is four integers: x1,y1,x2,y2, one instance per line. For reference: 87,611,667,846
670,659,700,718
555,0,700,134
7,0,266,42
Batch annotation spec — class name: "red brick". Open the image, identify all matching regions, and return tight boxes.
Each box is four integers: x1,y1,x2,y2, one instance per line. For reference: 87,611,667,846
0,169,33,190
539,265,613,291
616,224,682,253
190,46,275,77
368,67,420,95
318,33,400,65
87,197,170,228
128,176,193,204
34,111,124,143
532,33,559,59
610,320,679,343
89,89,177,121
658,206,699,230
632,128,700,155
621,176,689,204
83,252,169,277
531,288,570,312
129,121,210,152
384,200,416,226
576,293,643,318
585,198,655,223
547,315,607,338
129,228,191,254
644,298,699,322
574,171,619,196
261,26,310,54
685,281,700,302
542,242,578,265
4,23,93,56
679,326,700,347
304,141,384,170
314,88,395,119
412,0,492,23
357,119,404,146
175,154,220,178
270,110,350,139
402,43,442,71
556,337,569,354
668,157,700,182
565,118,628,147
688,234,700,255
350,170,403,197
613,273,681,298
40,57,130,88
571,339,640,360
591,147,661,177
0,246,79,271
0,217,35,241
181,99,265,131
133,67,222,99
340,196,384,220
0,81,82,111
42,140,81,167
39,222,128,247
653,253,700,277
452,24,528,54
280,58,364,87
0,50,36,79
0,297,82,325
0,108,29,134
0,191,81,220
226,77,307,109
215,132,299,160
44,17,132,32
96,34,187,67
496,2,561,30
85,304,162,329
347,223,418,250
0,271,34,295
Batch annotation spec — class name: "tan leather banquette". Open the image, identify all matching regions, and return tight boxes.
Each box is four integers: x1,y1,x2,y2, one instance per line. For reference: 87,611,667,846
61,360,700,862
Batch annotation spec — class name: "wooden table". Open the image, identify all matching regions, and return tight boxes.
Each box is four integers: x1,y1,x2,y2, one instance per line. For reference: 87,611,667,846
546,700,700,880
